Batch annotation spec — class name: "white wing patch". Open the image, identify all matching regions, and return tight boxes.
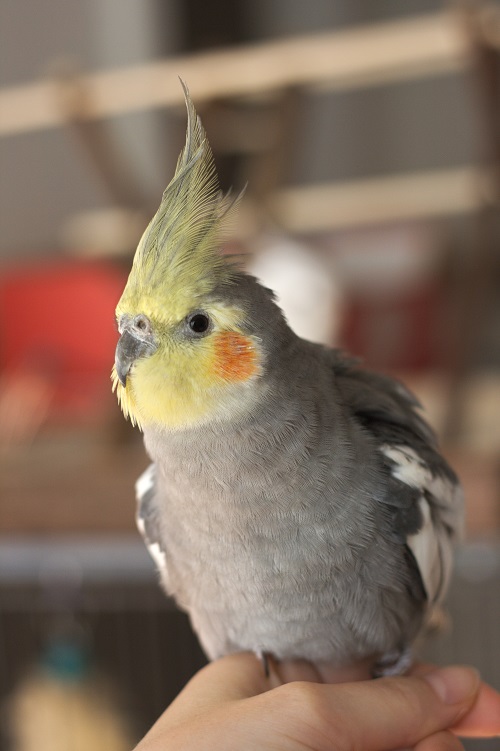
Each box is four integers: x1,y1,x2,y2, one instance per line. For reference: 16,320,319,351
135,463,155,502
135,464,168,578
145,541,167,573
407,496,451,606
381,445,463,604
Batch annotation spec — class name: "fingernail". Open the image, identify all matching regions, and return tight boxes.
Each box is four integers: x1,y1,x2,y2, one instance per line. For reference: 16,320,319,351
424,666,480,704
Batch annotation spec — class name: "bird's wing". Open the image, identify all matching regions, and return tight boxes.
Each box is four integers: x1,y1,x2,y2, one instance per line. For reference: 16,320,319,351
332,353,464,606
135,464,169,580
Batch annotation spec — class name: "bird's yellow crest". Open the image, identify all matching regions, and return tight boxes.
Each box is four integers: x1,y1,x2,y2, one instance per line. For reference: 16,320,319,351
112,81,257,430
116,80,236,324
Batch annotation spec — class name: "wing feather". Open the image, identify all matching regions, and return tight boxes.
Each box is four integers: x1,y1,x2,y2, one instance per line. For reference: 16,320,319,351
333,354,463,605
136,464,169,581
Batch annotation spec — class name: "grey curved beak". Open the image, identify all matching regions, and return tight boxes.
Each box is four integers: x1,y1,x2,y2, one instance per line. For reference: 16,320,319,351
115,329,157,386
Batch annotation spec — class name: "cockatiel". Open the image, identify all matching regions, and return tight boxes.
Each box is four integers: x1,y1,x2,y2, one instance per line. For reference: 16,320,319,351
113,82,463,677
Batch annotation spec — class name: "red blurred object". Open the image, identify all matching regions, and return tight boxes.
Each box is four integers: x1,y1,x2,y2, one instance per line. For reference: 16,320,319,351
0,259,127,422
341,280,443,372
333,224,446,372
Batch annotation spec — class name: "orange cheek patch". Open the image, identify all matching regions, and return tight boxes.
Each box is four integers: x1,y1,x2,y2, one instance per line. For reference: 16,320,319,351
213,332,259,382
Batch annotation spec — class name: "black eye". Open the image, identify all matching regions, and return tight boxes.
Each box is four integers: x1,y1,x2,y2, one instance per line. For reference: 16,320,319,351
188,312,211,335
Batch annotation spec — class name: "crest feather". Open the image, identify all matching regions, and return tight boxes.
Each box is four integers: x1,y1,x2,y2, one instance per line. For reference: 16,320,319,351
117,80,236,320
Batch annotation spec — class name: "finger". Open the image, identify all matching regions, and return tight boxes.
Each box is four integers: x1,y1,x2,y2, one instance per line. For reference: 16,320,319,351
452,680,500,738
271,657,322,686
271,666,480,751
415,730,465,751
311,658,373,684
164,651,370,716
164,653,268,722
410,663,500,738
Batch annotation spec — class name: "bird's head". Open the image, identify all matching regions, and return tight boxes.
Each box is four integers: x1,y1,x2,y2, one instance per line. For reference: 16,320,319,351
112,83,289,431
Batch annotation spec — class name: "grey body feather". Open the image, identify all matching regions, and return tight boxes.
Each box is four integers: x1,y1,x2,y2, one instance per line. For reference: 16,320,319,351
136,275,462,669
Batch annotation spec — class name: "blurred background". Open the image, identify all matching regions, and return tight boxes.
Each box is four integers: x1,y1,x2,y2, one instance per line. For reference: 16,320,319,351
1,0,500,748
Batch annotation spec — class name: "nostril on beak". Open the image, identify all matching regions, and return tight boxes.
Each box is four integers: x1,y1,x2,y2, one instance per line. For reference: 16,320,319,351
133,314,152,335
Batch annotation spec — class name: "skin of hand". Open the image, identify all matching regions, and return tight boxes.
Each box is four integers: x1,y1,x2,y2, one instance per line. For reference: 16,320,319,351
134,653,500,751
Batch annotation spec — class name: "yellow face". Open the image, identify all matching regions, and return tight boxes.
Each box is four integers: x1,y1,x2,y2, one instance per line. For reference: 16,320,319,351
113,301,263,431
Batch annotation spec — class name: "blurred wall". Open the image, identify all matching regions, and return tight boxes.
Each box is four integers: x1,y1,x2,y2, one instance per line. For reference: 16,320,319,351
0,0,173,257
0,0,488,258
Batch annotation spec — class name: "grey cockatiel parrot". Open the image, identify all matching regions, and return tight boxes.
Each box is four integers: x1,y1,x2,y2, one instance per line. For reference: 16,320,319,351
113,83,463,676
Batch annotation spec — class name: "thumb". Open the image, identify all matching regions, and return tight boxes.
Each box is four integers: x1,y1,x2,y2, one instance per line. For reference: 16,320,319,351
265,665,480,751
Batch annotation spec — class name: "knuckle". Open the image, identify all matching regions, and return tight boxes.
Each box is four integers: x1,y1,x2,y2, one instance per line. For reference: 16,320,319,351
275,680,323,714
272,682,350,751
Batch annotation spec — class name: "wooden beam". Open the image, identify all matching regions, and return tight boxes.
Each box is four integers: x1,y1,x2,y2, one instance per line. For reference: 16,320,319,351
269,166,494,232
0,11,471,137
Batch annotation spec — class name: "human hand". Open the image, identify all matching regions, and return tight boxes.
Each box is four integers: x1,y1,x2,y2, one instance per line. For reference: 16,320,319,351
134,653,500,751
